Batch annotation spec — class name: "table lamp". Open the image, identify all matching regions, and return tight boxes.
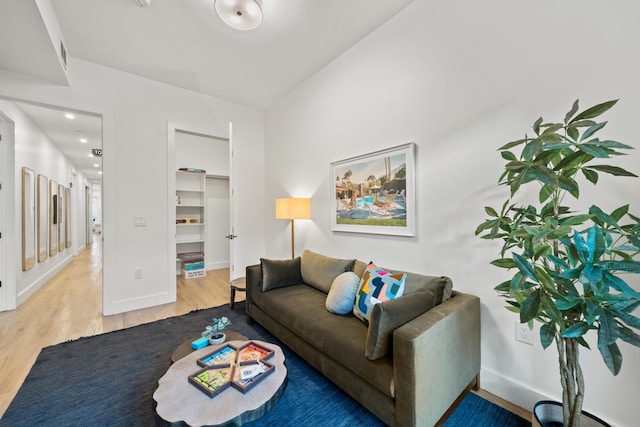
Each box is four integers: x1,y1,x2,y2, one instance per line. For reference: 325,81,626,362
275,198,311,259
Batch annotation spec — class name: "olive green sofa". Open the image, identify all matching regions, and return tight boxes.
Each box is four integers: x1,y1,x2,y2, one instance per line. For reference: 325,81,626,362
245,250,481,426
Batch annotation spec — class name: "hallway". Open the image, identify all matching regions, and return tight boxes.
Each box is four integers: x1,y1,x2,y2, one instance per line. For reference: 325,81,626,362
0,236,238,418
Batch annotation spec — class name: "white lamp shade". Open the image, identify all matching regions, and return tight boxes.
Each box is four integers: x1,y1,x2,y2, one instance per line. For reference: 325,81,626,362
214,0,263,31
275,198,311,220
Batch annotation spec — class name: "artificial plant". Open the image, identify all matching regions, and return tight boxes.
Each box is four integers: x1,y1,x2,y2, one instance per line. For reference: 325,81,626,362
201,316,231,339
475,99,640,426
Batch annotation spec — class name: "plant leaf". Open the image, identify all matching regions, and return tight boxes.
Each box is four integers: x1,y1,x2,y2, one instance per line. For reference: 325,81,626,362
581,168,599,184
562,322,590,338
587,165,638,177
570,99,618,123
485,206,498,217
598,327,622,375
520,289,541,323
513,253,538,282
564,99,579,124
490,258,517,269
540,323,556,349
618,326,640,347
580,121,607,141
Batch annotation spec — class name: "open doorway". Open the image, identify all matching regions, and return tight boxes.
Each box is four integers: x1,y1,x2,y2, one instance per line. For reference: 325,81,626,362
168,123,235,305
0,98,103,310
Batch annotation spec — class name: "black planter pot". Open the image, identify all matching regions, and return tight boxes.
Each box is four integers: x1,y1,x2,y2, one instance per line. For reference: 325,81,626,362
533,401,610,427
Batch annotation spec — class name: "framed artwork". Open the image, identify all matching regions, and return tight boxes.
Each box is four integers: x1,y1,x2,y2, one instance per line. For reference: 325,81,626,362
65,187,71,248
22,167,36,271
58,184,64,252
37,174,48,262
49,180,58,256
330,142,416,236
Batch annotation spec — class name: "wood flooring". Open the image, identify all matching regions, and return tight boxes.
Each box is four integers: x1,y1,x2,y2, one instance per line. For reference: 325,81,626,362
0,237,531,422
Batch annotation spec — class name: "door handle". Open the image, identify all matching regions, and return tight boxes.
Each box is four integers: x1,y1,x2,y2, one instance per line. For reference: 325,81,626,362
225,234,238,240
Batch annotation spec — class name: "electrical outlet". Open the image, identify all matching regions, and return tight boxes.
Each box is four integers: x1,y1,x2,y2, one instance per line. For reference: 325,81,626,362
133,268,143,280
515,321,534,345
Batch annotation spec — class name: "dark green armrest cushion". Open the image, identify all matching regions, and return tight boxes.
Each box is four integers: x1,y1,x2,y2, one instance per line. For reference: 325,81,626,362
261,257,303,292
365,289,438,360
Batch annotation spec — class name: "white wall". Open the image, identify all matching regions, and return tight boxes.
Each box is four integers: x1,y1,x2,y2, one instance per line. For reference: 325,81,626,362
175,131,229,176
0,57,265,315
0,99,91,305
265,0,640,425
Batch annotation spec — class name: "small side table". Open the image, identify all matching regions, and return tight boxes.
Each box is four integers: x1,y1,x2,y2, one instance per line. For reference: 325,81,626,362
230,277,246,309
172,331,248,363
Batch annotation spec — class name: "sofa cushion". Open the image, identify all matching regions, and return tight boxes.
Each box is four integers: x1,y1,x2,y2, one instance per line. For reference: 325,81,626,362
301,250,355,294
326,272,360,314
366,289,438,360
252,284,395,398
353,263,406,324
261,257,303,292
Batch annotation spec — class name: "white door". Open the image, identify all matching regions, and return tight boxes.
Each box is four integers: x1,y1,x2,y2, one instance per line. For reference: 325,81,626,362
227,123,239,282
205,177,230,270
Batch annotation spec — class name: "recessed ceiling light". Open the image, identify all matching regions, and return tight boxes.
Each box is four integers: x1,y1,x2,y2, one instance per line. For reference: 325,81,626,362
80,138,88,143
93,164,99,167
99,171,103,175
65,113,75,119
88,153,94,157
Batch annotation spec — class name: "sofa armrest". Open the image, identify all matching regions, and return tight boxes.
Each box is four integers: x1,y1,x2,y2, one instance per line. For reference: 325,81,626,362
392,291,480,427
245,264,261,310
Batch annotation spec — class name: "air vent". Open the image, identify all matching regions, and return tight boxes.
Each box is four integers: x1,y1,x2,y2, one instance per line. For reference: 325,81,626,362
60,41,67,69
92,148,103,157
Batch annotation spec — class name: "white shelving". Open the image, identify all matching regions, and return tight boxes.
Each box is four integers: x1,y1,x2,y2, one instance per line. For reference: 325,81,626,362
176,170,206,278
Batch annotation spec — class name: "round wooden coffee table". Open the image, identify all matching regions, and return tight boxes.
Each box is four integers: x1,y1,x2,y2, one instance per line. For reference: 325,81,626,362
154,340,287,426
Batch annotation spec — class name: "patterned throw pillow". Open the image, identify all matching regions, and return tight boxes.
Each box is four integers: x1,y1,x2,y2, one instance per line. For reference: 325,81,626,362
353,263,406,324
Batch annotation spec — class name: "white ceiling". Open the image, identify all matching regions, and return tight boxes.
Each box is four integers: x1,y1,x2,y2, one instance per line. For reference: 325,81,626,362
50,0,414,109
0,0,415,183
15,102,103,183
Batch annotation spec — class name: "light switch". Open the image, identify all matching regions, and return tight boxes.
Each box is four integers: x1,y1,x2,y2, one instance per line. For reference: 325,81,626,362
134,217,147,227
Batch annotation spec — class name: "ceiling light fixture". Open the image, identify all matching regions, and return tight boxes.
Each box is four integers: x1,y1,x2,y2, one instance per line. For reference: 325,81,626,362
65,113,75,119
214,0,263,31
134,0,151,7
80,138,88,143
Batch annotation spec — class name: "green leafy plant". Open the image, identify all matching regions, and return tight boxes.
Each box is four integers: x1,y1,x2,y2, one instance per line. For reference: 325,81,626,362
476,99,640,426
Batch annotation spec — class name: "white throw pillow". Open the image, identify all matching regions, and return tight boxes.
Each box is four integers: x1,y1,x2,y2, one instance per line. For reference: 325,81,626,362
326,271,360,314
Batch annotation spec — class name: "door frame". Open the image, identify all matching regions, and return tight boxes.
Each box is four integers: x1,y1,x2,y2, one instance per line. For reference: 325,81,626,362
167,122,235,292
0,110,16,311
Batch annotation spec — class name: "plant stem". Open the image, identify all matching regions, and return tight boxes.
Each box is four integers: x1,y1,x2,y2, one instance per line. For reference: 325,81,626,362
557,336,585,427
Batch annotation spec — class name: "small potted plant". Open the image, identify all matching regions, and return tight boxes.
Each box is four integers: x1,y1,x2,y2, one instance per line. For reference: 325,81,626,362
202,316,231,345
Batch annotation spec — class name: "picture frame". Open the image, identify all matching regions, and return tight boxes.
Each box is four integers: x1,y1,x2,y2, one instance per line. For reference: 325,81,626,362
65,187,71,248
49,180,58,256
330,142,416,236
22,167,36,271
58,184,65,252
37,174,48,262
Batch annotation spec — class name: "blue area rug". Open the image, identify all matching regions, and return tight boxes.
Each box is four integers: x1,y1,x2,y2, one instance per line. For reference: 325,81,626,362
1,302,530,426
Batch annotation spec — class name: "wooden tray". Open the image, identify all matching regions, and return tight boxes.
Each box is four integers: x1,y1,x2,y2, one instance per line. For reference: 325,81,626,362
231,360,275,393
188,364,234,398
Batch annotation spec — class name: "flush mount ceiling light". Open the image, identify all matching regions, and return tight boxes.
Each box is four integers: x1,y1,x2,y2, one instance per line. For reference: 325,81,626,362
214,0,263,31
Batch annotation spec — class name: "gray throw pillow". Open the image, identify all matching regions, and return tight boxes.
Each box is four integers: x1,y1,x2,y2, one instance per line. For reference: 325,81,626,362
326,271,360,314
365,289,438,360
301,250,355,293
261,257,303,292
